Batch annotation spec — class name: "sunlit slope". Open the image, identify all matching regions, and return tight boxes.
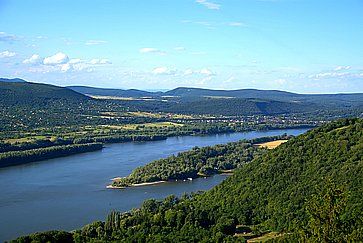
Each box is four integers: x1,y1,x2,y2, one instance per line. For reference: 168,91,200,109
198,118,363,233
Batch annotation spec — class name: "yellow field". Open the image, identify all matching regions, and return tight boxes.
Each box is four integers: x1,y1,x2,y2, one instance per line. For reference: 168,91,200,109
126,111,162,118
120,122,184,130
255,140,288,149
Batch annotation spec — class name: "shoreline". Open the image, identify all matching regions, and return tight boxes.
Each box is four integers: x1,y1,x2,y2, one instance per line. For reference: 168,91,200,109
107,180,167,189
1,126,312,169
107,171,235,189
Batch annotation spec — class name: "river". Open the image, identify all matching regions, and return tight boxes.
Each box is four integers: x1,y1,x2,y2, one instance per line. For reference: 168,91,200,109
0,128,309,241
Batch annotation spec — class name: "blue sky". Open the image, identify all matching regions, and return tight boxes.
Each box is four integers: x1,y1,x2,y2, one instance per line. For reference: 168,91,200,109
0,0,362,93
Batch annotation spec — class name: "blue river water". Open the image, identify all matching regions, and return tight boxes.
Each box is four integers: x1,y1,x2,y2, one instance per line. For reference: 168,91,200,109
0,128,309,241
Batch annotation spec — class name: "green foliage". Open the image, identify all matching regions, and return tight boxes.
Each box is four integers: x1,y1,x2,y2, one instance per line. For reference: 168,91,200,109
303,179,348,242
0,143,103,167
11,118,363,242
113,135,290,186
10,230,73,243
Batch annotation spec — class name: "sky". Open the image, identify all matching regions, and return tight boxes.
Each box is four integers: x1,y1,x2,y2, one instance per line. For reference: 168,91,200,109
0,0,362,93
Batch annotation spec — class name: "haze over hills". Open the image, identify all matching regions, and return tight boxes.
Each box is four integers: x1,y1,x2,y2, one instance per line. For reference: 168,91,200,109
1,79,363,116
69,85,363,107
68,85,162,98
2,79,362,107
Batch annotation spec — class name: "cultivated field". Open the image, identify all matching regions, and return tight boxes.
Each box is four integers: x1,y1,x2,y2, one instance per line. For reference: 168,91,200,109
255,139,288,149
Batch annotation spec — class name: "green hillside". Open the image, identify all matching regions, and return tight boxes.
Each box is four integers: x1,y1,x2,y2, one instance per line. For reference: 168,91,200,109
164,97,321,116
197,118,363,240
69,85,363,110
0,82,88,105
112,135,290,188
68,86,161,98
13,118,363,242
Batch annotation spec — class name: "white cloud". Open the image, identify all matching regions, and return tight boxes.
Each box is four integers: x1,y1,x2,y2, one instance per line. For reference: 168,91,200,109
228,22,246,27
334,66,351,71
183,20,245,29
60,63,71,72
89,58,112,65
0,32,17,42
0,50,16,58
23,54,42,64
174,46,186,51
23,52,111,73
85,40,107,45
196,0,220,10
224,76,237,83
190,51,207,55
275,78,287,85
183,68,215,76
69,58,82,64
36,36,48,39
43,52,69,65
139,47,166,55
200,68,215,76
307,66,362,80
308,71,359,79
184,69,194,75
152,66,176,75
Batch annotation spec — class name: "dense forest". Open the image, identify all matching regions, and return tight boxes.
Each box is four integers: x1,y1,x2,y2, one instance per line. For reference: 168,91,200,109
71,85,363,110
1,81,361,132
0,143,103,168
112,135,291,187
1,81,321,167
12,118,363,242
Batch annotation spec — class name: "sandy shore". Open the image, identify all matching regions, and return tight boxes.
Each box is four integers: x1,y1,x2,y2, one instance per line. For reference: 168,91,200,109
106,185,126,189
106,180,167,189
131,181,166,187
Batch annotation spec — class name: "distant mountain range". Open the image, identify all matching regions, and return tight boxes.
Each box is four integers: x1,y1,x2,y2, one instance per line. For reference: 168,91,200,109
1,78,362,116
69,85,363,109
68,85,162,98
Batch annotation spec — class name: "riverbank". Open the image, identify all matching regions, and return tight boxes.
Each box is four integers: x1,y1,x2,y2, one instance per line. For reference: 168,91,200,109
107,166,239,189
0,125,315,169
0,127,310,242
0,143,103,168
107,133,297,189
107,180,167,189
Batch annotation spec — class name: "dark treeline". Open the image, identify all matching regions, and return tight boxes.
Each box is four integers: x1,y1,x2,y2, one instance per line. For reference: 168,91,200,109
11,118,363,242
0,122,305,168
113,134,291,187
0,143,103,168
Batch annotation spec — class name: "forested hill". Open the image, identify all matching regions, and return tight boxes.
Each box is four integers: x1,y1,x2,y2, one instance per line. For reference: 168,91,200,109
68,86,160,98
2,79,362,117
165,87,297,100
0,81,89,105
68,85,363,109
13,118,363,242
195,118,363,240
164,98,321,116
